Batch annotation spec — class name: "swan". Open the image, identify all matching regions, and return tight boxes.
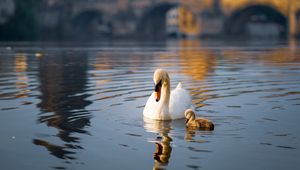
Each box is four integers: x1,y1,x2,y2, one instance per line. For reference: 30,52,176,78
143,69,192,120
184,109,214,130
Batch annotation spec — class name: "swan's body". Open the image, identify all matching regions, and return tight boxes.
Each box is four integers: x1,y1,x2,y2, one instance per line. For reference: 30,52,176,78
184,109,214,131
143,69,192,120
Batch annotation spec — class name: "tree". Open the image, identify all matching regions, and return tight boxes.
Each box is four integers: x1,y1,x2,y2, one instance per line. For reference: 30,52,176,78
0,0,42,41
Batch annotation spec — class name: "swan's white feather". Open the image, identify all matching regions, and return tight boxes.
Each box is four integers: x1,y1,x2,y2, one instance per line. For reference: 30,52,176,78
143,82,192,120
169,82,192,119
143,92,160,120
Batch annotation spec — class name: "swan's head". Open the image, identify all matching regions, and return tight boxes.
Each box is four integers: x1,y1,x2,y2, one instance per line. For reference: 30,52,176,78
184,109,196,123
153,69,169,102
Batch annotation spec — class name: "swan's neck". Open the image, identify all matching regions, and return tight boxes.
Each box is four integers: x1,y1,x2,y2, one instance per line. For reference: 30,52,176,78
158,76,170,116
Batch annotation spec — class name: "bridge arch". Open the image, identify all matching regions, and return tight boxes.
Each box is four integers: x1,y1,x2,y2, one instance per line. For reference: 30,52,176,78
72,10,112,40
136,3,178,40
224,5,288,38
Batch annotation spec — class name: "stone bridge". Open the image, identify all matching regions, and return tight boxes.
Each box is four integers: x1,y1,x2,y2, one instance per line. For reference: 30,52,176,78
65,0,300,39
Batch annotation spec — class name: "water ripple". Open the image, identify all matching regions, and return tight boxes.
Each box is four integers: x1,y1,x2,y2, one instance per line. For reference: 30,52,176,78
1,42,300,169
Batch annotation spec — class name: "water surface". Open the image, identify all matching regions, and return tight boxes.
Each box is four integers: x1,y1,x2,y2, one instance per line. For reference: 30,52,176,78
0,40,300,169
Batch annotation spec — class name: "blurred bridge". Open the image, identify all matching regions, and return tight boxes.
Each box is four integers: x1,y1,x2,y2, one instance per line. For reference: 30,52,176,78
2,0,300,40
69,0,300,39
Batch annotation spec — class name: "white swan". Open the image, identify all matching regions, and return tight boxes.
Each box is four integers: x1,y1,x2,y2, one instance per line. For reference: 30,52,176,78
143,69,192,120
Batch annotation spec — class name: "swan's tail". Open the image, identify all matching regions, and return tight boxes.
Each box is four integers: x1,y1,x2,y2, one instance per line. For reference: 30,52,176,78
176,82,182,89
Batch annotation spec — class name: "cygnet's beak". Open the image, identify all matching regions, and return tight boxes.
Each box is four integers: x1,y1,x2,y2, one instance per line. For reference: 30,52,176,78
154,81,162,102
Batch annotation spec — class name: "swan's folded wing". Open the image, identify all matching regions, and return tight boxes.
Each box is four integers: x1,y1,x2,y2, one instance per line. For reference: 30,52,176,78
169,84,192,119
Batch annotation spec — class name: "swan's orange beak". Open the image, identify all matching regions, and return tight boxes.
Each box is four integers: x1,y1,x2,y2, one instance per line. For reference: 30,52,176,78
154,81,162,102
155,91,160,102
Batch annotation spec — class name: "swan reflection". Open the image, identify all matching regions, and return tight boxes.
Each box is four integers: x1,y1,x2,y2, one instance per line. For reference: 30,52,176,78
144,118,173,169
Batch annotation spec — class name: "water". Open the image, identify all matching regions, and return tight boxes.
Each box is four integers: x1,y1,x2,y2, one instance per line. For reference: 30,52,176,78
0,40,299,170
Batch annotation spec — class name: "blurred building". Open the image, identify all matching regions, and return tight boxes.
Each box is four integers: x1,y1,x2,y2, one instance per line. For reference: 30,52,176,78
1,0,300,40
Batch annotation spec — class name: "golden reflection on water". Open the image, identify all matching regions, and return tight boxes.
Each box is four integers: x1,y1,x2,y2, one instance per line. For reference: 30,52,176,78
14,54,29,98
260,49,300,65
93,54,113,71
177,39,300,73
222,48,300,65
158,40,217,81
14,54,27,72
177,40,217,81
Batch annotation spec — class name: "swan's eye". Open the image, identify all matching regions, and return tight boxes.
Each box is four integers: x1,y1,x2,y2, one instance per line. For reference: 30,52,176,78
154,80,162,92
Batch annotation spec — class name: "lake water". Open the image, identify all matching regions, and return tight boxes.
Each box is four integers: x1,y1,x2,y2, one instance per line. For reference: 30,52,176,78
0,40,299,170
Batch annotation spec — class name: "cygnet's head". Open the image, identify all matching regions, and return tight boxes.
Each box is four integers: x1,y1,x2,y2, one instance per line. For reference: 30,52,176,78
185,109,196,122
